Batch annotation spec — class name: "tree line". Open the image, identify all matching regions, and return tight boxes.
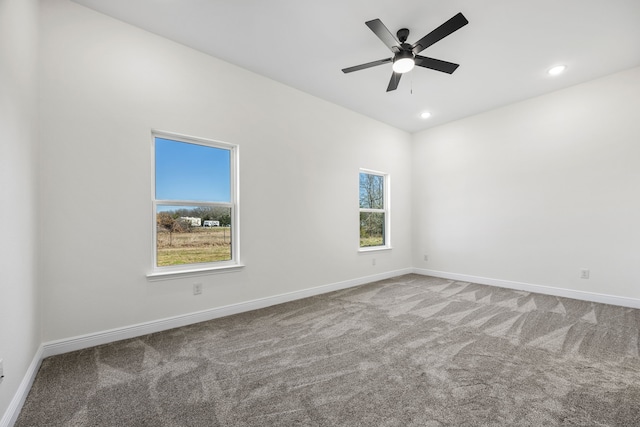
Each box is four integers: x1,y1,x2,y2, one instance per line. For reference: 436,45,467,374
162,206,231,226
157,207,231,243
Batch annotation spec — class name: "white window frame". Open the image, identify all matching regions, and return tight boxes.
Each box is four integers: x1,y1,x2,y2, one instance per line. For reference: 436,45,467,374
358,168,391,252
147,130,242,280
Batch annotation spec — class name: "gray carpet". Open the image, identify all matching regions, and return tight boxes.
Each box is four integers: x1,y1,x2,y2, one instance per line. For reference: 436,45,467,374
15,274,640,426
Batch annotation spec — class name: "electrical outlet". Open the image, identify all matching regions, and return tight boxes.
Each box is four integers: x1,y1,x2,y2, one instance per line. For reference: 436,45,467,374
372,258,376,266
424,254,428,261
0,358,4,381
193,283,203,295
580,269,590,279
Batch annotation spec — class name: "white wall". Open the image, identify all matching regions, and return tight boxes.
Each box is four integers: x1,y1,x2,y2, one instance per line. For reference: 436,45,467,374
0,0,40,421
412,66,640,300
38,0,412,342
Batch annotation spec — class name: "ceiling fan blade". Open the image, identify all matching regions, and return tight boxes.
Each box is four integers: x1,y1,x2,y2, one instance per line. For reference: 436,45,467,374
386,72,402,92
412,12,468,54
366,19,401,53
414,56,460,74
342,57,392,73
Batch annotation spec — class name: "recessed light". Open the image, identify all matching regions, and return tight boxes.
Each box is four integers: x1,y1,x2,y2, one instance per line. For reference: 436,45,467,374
548,65,566,76
420,111,432,119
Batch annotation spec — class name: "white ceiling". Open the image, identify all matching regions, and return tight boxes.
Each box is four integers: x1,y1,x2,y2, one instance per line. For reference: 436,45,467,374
72,0,640,133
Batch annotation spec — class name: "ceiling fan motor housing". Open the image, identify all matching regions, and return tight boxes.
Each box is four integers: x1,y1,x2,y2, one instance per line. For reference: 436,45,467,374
394,49,414,63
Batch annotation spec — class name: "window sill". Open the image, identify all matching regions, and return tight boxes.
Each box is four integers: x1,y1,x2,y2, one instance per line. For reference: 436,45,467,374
146,264,245,281
358,246,393,253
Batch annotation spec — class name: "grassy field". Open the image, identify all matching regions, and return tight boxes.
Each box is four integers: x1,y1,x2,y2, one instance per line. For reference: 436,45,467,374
158,226,382,266
157,227,231,266
360,236,384,247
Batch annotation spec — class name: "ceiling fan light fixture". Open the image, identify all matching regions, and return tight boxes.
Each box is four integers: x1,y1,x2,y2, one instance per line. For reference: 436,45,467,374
392,51,415,73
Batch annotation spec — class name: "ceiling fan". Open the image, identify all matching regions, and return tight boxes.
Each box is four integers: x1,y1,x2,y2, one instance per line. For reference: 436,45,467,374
342,13,469,92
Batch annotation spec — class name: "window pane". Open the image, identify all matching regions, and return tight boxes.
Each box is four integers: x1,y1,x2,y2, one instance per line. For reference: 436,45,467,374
156,205,232,266
360,212,385,247
155,138,230,202
359,173,384,209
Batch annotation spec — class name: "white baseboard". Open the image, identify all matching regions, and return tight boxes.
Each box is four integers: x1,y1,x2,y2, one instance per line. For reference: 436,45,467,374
413,268,640,309
42,268,412,358
0,346,43,427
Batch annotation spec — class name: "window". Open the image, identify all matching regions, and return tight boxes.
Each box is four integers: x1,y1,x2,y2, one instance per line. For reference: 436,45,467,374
150,131,240,276
359,169,389,250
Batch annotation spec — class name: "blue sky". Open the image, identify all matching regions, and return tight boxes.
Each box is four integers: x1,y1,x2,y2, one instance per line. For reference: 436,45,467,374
155,137,230,203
